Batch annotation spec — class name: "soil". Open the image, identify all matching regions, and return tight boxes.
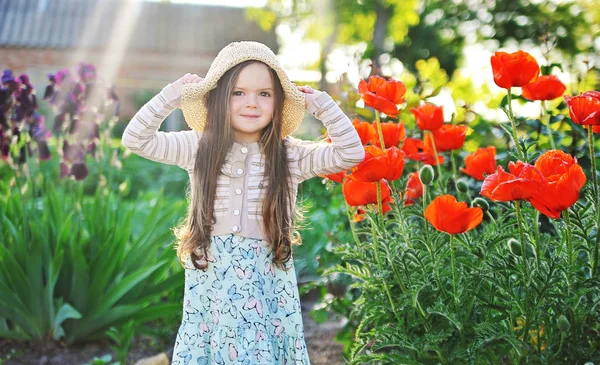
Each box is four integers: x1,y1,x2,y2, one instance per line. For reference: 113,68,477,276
0,298,347,365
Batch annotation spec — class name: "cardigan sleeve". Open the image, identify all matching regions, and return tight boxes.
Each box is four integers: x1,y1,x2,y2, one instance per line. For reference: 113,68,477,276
287,92,365,182
121,83,200,170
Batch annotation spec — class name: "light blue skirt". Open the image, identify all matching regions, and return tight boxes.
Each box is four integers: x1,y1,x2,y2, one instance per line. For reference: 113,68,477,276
171,234,311,365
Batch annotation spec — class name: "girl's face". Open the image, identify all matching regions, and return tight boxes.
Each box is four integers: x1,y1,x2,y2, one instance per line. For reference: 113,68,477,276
229,62,275,143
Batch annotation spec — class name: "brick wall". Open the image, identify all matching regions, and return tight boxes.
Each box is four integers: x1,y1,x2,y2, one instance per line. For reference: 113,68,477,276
0,47,213,119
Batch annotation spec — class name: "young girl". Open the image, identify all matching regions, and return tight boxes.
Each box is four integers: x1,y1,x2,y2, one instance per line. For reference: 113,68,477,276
122,41,364,365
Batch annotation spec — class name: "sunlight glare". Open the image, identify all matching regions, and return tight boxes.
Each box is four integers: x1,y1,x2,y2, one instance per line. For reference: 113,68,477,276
143,0,267,7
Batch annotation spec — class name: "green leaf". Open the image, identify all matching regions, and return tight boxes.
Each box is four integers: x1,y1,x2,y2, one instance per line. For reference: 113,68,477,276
130,303,181,323
52,303,82,341
88,262,167,318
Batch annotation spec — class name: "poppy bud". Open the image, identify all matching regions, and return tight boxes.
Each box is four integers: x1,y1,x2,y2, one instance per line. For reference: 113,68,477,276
581,266,592,279
577,249,590,264
508,238,521,255
419,165,434,186
557,315,570,332
472,197,489,211
526,243,536,258
473,246,485,259
456,179,469,193
508,239,535,258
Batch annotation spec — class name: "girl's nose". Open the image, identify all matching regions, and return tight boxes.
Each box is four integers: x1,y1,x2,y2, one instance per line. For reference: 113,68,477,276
245,94,258,107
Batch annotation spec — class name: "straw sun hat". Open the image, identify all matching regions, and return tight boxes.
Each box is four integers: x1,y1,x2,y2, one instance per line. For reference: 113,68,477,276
180,41,306,138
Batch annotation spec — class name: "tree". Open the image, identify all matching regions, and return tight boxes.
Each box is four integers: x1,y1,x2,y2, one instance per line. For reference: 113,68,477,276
247,0,598,85
246,0,420,90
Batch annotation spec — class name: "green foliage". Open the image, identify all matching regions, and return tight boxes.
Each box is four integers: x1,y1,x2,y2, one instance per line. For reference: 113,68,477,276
117,147,189,200
0,348,23,365
324,187,600,363
295,175,353,280
0,172,185,345
317,49,600,363
106,320,136,364
80,354,120,365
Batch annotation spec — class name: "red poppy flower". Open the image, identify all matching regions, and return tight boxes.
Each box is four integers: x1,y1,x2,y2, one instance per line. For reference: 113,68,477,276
358,76,406,117
521,75,566,101
480,161,544,201
564,91,600,125
353,201,394,222
424,124,468,152
528,150,586,219
411,103,444,131
349,146,406,182
372,121,406,148
404,172,423,206
424,195,483,234
593,125,600,133
354,208,365,222
402,138,445,165
343,179,393,207
352,119,377,146
322,171,347,184
461,146,497,180
584,91,600,99
491,50,540,89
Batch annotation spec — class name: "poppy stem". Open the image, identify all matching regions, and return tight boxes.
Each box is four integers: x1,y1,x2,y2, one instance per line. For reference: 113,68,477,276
370,220,400,321
449,234,458,309
507,90,524,160
587,125,600,277
533,210,541,270
346,203,361,247
383,239,406,292
541,101,556,150
563,209,574,292
395,198,412,249
451,149,458,184
486,211,497,226
376,181,383,217
450,150,461,199
515,201,529,279
374,110,386,149
425,130,444,193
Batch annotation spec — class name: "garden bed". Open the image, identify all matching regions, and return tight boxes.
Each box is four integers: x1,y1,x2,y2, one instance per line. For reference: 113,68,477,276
0,299,346,365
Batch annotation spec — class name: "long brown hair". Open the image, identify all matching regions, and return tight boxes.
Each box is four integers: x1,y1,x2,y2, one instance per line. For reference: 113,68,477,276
173,60,300,271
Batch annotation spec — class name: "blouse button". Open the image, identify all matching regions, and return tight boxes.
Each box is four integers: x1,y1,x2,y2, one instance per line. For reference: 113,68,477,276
233,209,240,216
235,188,243,195
232,225,240,232
241,147,248,154
236,168,244,175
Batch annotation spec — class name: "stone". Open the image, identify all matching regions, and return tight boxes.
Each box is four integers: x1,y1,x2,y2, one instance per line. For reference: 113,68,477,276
134,352,169,365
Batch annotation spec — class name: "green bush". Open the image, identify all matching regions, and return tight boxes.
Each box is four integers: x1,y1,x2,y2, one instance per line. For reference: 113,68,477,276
0,172,186,345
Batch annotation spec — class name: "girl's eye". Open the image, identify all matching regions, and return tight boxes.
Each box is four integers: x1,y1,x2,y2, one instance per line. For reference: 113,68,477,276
260,92,271,97
232,91,243,96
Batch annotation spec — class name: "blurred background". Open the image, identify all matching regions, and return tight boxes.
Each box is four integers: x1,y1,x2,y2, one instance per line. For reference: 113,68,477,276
1,0,598,133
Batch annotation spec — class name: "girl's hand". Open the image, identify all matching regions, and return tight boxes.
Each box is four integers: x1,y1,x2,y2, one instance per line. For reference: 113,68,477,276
296,85,324,108
171,73,204,106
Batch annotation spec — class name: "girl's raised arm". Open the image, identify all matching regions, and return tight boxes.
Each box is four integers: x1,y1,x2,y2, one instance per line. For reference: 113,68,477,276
288,91,365,182
121,74,202,170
